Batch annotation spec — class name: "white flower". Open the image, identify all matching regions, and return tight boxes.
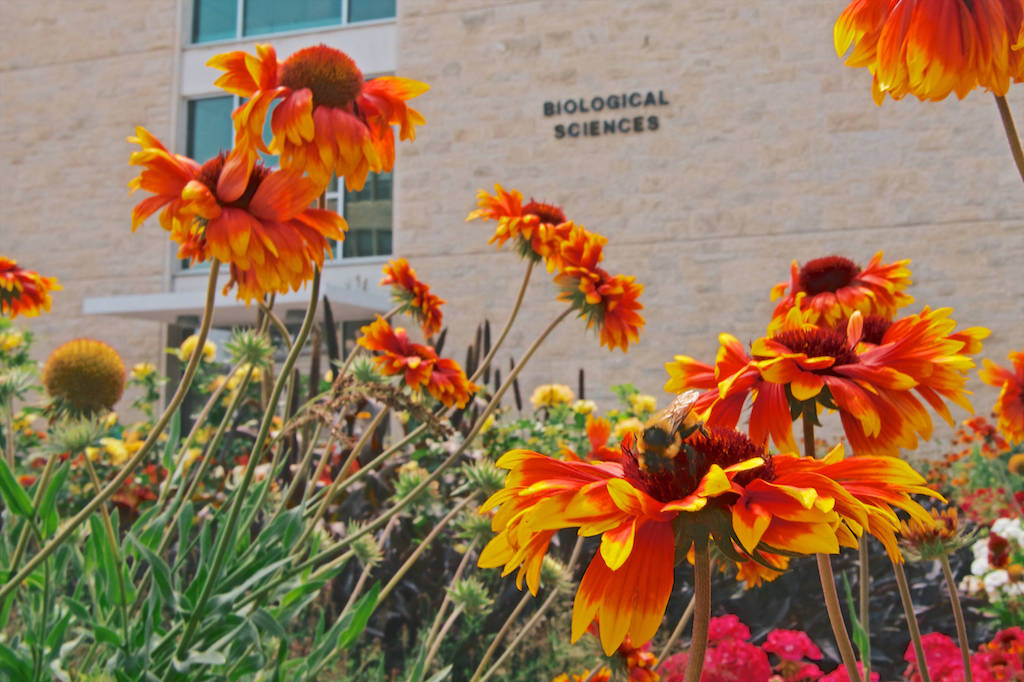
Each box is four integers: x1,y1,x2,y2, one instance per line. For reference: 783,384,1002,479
983,570,1010,600
992,517,1024,547
961,575,984,596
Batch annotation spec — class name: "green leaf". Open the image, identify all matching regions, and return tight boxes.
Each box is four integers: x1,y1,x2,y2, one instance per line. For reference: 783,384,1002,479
0,642,32,679
0,458,33,517
173,648,226,672
93,624,123,647
842,573,871,679
338,582,379,649
39,462,70,536
423,665,452,682
251,608,287,641
128,533,175,609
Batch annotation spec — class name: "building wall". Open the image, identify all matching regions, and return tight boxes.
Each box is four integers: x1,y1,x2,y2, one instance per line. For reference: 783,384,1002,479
1,0,177,370
397,0,1024,449
4,0,1022,454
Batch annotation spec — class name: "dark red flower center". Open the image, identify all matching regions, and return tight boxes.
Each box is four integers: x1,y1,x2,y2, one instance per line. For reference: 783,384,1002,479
859,315,892,345
279,45,364,110
798,256,860,296
195,154,271,209
771,327,859,366
522,199,567,225
623,426,771,503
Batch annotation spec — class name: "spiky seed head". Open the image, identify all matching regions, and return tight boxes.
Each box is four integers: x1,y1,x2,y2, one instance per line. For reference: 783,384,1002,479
461,458,505,498
225,329,273,368
448,577,493,617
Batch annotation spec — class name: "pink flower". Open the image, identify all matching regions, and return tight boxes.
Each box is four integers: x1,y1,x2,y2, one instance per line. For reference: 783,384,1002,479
708,614,752,644
764,630,823,662
702,639,772,682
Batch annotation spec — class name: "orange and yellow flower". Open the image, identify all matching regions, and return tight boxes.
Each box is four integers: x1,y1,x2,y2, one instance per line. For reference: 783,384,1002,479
835,0,1024,104
380,258,445,337
466,185,579,271
770,253,912,329
0,256,60,318
357,316,478,408
555,225,645,353
208,44,427,191
668,306,984,456
478,424,930,654
128,128,345,302
563,414,620,462
980,346,1024,444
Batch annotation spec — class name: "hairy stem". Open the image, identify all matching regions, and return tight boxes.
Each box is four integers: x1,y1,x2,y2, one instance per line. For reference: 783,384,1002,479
940,553,972,682
0,260,221,604
683,541,711,682
995,94,1024,185
859,538,871,682
894,559,931,682
468,260,533,384
657,595,696,662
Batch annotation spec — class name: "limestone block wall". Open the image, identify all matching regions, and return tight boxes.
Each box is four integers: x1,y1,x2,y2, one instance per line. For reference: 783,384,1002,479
395,0,1024,453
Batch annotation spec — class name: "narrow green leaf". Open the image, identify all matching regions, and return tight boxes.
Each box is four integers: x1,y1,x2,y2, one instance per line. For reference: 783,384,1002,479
0,459,33,517
251,608,288,641
338,582,379,649
0,642,32,678
842,574,871,679
39,462,70,536
423,665,452,682
128,534,175,608
94,624,123,646
163,408,181,472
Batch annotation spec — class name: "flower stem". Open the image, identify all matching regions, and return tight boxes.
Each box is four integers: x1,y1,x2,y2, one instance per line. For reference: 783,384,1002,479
376,495,476,604
421,605,464,679
683,540,712,682
803,403,861,682
0,260,221,604
657,595,696,662
6,449,59,582
859,538,871,682
170,267,320,671
469,260,534,384
940,553,972,682
475,536,585,682
817,554,862,682
994,95,1024,186
3,396,14,470
339,516,399,616
82,455,130,654
422,538,479,656
893,559,931,682
307,307,573,565
470,591,533,682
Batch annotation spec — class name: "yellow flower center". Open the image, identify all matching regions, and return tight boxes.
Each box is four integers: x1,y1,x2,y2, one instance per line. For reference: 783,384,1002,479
798,255,859,295
279,45,364,110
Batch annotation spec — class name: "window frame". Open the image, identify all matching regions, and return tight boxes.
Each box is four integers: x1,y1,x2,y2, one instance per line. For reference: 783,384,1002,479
178,93,394,273
188,0,396,47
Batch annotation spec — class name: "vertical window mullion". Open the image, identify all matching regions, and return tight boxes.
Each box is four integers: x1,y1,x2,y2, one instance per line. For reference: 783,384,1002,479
341,0,348,25
235,0,244,39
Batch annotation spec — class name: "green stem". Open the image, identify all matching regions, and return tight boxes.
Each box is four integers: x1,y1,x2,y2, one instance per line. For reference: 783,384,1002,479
683,541,711,682
421,538,478,655
859,538,871,682
6,449,59,581
893,559,931,682
82,455,130,655
657,595,696,662
0,260,221,604
470,591,532,682
940,553,972,682
310,307,573,565
468,260,533,384
170,267,320,672
376,496,475,604
995,94,1024,186
420,605,464,679
4,396,14,470
274,419,324,517
475,537,585,682
339,516,399,616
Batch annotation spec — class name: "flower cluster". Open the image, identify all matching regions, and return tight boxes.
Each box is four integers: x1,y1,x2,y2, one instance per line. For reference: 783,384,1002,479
467,186,644,352
667,268,986,457
904,628,1024,682
478,420,935,653
530,383,575,409
962,516,1024,617
357,316,478,408
380,258,445,337
0,256,60,319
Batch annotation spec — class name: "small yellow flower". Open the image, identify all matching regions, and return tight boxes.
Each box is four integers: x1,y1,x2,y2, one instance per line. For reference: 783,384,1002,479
103,412,119,430
0,330,24,352
529,383,575,409
570,399,597,415
628,393,657,414
194,425,215,446
182,447,203,472
324,369,334,383
131,362,157,380
179,334,216,363
612,417,644,440
480,414,496,432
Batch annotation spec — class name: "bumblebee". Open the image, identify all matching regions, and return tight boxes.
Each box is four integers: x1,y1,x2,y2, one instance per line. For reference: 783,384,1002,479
634,389,708,473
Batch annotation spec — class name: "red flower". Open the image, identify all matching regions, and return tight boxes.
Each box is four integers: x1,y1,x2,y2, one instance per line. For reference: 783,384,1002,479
0,256,61,318
358,316,436,391
764,629,823,662
380,258,445,337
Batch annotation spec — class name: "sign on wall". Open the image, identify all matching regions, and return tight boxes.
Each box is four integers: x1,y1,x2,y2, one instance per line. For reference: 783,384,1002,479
543,90,669,139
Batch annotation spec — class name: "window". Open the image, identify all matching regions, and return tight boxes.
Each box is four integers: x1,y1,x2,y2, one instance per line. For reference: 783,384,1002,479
181,95,393,268
191,0,396,43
